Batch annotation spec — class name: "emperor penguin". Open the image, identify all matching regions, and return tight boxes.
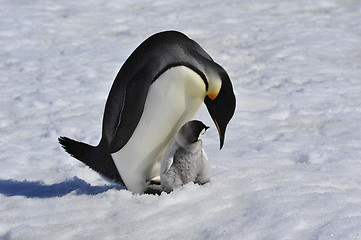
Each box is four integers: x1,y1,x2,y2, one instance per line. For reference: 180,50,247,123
59,30,236,194
161,120,210,193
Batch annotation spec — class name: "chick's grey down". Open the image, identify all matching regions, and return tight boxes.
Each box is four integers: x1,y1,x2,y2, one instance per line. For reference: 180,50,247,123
161,120,211,193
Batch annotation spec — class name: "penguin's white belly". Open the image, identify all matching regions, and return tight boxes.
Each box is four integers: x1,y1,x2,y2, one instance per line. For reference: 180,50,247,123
111,66,206,193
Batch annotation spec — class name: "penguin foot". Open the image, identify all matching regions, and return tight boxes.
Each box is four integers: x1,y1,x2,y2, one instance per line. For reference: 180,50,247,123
144,185,162,195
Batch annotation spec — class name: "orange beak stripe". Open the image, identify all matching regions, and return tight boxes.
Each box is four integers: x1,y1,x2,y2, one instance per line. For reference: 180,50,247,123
214,119,221,137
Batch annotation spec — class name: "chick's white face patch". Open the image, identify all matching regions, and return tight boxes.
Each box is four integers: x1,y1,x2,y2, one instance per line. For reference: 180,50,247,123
198,128,207,140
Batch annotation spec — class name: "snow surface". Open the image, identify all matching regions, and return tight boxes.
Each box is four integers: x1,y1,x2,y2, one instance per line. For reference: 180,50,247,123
1,0,361,239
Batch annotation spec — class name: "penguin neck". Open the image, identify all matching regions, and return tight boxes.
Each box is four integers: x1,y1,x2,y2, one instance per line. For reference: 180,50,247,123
176,138,202,155
175,134,202,152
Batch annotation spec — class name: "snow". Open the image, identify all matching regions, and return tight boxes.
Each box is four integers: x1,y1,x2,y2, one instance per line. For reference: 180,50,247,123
1,0,361,239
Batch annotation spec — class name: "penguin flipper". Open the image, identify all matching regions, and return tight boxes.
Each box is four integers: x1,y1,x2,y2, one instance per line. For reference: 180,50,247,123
102,41,159,154
161,156,174,174
108,77,150,153
195,149,211,185
58,136,124,185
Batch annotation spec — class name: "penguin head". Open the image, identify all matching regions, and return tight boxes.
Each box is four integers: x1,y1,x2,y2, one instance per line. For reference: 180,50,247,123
176,120,209,147
203,63,236,150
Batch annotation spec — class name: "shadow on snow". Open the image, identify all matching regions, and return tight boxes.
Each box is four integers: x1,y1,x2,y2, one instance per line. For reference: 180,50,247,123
0,177,125,198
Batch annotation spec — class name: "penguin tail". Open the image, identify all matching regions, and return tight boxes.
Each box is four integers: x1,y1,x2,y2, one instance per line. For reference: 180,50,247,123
58,136,94,163
58,136,125,186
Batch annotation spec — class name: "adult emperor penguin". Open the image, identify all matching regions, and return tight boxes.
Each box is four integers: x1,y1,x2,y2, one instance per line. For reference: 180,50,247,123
59,30,236,194
161,120,211,193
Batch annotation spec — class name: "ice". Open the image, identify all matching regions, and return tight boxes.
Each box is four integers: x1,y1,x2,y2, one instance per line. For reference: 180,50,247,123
1,0,361,239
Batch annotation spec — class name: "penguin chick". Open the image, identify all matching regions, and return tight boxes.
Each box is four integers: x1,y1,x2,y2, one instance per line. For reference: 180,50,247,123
161,120,211,193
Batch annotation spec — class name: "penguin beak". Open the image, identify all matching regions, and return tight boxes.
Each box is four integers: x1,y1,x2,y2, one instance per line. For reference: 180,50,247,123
204,72,236,150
